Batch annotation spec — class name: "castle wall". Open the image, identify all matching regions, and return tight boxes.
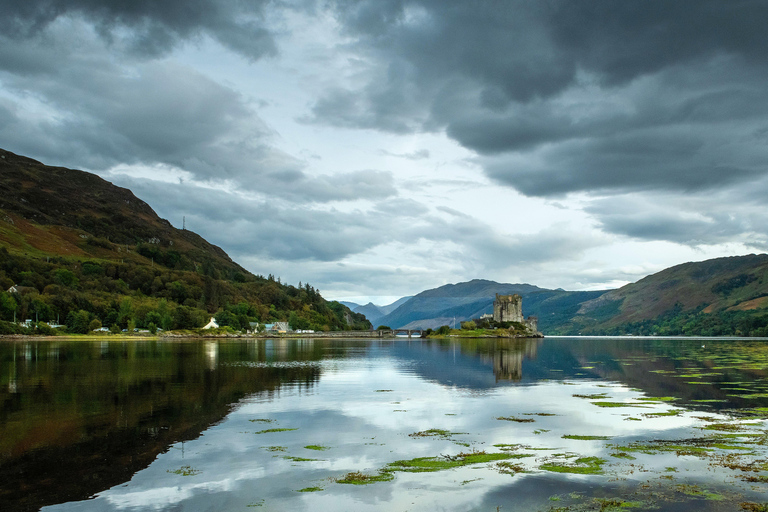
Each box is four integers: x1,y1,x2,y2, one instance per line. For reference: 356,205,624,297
493,294,523,323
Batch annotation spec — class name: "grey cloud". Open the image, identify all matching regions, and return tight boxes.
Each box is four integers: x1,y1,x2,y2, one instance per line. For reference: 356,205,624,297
309,0,768,197
2,0,276,60
0,24,397,204
586,192,768,249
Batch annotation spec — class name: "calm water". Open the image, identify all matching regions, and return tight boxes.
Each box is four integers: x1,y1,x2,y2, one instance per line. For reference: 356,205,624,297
2,336,768,511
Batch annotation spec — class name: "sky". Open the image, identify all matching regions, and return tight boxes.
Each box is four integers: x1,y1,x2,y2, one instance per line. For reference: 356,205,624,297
2,0,768,305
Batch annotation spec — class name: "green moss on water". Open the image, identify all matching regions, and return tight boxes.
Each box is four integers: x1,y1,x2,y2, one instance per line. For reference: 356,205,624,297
637,396,678,402
296,487,323,492
249,418,275,423
496,416,535,423
675,484,724,501
283,456,321,462
494,443,523,450
335,471,394,485
562,435,612,441
408,428,466,439
643,410,682,418
540,457,606,475
591,401,650,408
573,393,610,399
304,445,330,451
254,428,298,434
263,446,287,452
496,461,529,475
384,451,515,473
167,465,201,476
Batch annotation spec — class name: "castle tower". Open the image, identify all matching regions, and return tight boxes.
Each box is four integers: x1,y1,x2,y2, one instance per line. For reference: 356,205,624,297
493,294,524,323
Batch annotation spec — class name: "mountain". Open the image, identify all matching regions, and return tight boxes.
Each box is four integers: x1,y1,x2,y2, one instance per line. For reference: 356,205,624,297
565,254,768,336
0,148,370,333
375,279,600,330
375,254,768,336
338,296,414,326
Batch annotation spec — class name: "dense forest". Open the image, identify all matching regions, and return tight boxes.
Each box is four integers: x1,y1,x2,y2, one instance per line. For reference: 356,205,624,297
581,303,768,337
0,246,370,334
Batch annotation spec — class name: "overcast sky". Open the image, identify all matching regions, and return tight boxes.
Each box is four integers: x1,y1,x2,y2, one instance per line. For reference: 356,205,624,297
3,0,768,305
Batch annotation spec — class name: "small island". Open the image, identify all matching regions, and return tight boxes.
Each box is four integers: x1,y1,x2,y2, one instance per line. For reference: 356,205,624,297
425,294,542,338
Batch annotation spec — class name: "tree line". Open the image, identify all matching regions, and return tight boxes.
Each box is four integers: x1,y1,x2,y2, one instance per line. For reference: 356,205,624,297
0,246,369,334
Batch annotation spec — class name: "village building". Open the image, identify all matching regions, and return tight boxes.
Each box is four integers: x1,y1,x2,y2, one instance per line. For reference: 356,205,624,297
202,317,219,330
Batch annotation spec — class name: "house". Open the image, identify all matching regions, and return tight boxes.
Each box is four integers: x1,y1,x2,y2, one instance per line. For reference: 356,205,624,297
202,317,219,329
264,322,290,333
7,285,37,295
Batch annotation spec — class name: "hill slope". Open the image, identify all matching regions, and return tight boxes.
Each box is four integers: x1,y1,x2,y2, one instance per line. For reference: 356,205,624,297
0,148,369,333
566,254,768,335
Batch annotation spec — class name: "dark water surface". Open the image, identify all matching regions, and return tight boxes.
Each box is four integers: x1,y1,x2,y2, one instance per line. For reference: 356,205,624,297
2,336,768,511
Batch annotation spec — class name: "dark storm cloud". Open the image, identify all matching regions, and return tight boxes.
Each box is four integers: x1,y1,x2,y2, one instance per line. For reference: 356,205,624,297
0,20,398,204
1,0,276,59
310,0,768,196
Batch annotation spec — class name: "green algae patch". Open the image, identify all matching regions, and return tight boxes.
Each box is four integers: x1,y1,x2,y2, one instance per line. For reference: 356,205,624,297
573,393,610,400
540,456,606,475
384,451,515,473
496,461,529,475
494,443,523,451
255,428,298,434
408,428,466,439
701,423,751,432
643,410,683,418
334,471,394,485
591,401,650,408
167,465,201,476
296,487,323,492
283,456,321,462
675,484,724,501
638,396,678,402
562,435,612,441
305,444,330,451
496,416,535,423
249,418,276,423
263,446,287,452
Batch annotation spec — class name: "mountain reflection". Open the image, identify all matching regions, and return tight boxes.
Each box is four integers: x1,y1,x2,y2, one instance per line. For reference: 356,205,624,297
0,338,340,512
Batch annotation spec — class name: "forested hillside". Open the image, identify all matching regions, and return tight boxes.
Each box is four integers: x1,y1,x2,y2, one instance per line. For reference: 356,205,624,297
561,254,768,336
0,148,370,334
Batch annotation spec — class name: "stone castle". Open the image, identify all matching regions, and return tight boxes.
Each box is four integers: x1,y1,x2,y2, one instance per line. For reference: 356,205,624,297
493,294,539,334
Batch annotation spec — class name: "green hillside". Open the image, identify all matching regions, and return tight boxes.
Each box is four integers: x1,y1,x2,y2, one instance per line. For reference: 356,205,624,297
563,254,768,336
0,148,370,334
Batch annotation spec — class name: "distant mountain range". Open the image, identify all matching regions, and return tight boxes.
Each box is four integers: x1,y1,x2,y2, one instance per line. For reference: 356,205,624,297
340,296,412,326
351,255,768,336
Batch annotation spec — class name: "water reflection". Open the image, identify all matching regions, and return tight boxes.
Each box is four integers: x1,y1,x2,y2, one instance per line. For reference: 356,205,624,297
1,337,767,512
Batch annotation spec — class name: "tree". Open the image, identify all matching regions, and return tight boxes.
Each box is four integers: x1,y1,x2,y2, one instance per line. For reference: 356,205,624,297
376,325,391,330
66,309,91,334
0,292,17,321
89,318,102,331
